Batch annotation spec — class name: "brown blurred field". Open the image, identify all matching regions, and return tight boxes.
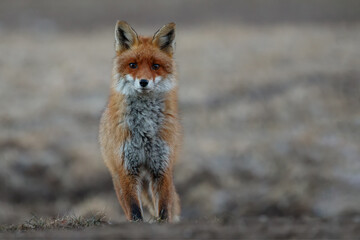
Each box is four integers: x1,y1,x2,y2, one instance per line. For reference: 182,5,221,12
1,0,360,237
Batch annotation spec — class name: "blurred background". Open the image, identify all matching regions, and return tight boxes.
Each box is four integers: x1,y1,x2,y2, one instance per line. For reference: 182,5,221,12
0,0,360,224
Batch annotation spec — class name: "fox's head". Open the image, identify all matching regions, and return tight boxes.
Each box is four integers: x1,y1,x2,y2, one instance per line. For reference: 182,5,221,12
112,21,176,96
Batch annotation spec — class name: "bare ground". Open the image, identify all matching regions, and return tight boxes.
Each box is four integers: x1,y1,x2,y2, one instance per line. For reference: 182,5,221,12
2,217,360,239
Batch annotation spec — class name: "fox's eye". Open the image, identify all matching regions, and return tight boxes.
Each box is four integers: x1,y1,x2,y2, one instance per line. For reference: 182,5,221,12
152,64,160,70
129,63,137,69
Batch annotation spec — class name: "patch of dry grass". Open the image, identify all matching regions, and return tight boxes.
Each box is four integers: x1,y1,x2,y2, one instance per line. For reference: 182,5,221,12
0,213,108,232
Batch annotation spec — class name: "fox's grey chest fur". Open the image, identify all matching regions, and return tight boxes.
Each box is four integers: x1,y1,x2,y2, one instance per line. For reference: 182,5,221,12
122,94,170,176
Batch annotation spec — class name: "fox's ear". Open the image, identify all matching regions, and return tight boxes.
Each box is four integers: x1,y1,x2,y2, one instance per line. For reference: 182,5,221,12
115,21,139,52
152,23,176,55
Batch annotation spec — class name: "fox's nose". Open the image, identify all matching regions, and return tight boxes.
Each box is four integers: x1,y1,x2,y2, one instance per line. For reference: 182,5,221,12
139,79,149,87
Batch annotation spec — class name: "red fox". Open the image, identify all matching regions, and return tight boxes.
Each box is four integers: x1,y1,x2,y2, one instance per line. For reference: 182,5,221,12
99,21,181,222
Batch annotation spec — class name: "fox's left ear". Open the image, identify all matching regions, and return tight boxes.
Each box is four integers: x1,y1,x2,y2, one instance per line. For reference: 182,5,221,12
152,23,176,55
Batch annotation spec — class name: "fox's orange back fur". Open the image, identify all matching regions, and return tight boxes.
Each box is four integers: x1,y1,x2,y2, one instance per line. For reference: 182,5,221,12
99,21,181,222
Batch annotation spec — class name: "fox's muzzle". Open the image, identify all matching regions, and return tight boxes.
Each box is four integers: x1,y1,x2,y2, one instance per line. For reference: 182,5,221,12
139,79,149,87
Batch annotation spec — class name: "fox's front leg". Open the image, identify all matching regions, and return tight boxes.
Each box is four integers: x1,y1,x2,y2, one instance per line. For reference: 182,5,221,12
152,172,177,222
112,170,143,221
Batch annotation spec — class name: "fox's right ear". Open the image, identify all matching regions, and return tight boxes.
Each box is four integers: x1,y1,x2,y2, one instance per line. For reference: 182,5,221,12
115,21,139,52
152,23,176,55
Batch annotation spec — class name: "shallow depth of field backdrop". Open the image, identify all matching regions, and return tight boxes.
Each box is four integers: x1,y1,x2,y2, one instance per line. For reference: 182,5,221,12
0,0,360,223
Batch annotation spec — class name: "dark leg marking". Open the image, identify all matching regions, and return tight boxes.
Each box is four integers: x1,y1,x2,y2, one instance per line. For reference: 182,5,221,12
130,202,143,222
159,206,169,221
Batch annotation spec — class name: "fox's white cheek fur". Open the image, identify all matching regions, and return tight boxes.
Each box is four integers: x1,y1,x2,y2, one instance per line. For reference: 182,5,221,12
114,73,136,96
125,74,134,81
134,78,141,89
155,74,176,93
154,76,162,84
